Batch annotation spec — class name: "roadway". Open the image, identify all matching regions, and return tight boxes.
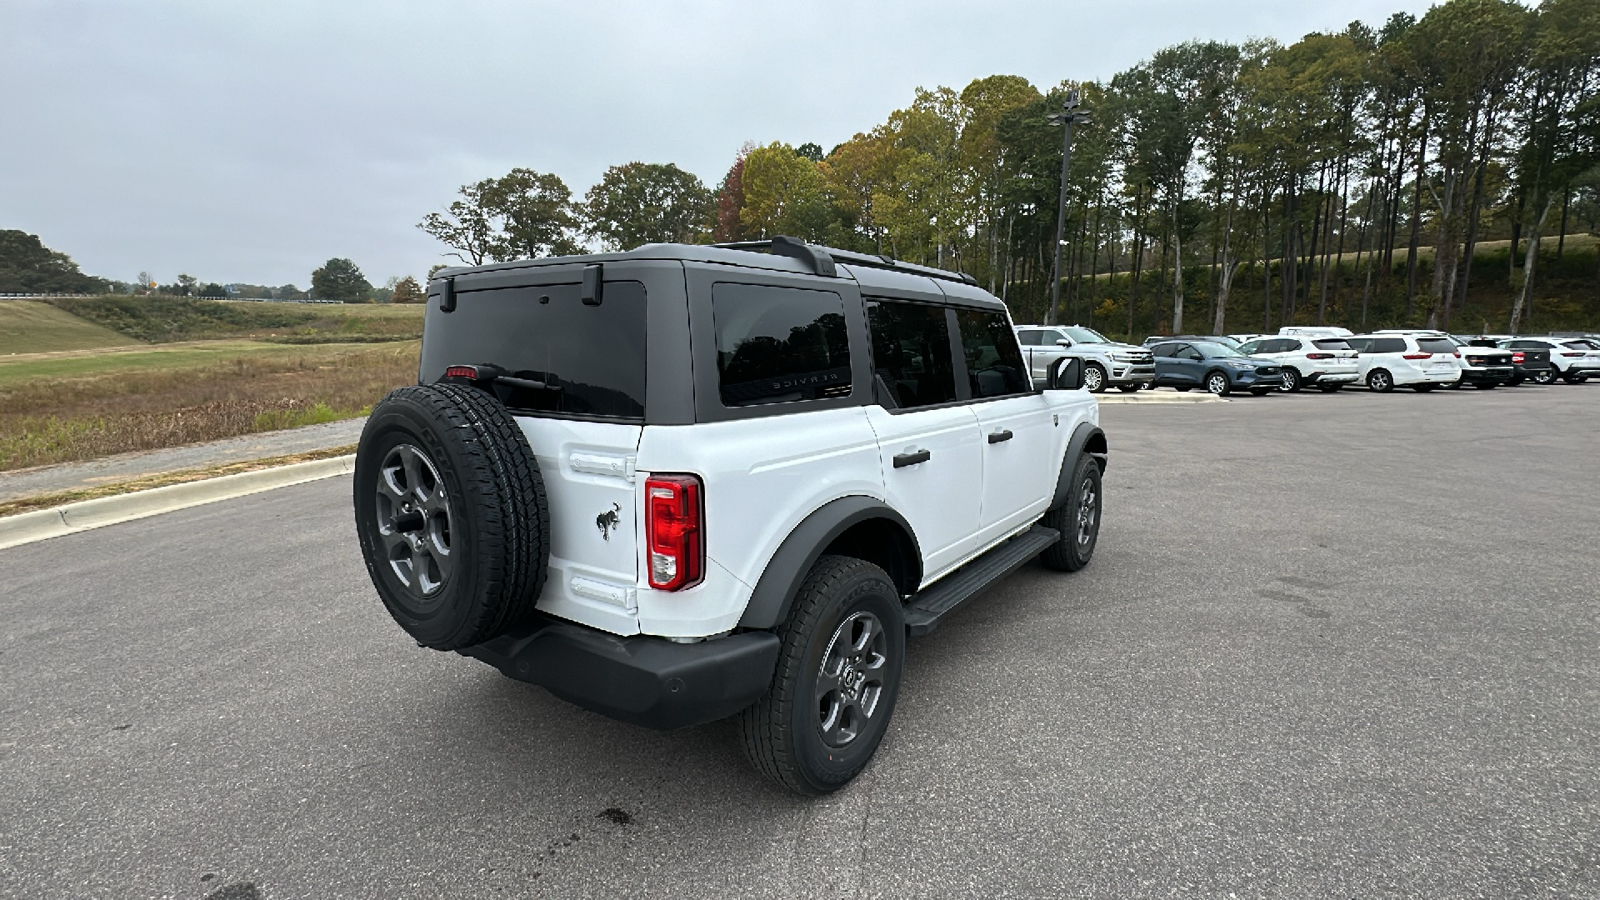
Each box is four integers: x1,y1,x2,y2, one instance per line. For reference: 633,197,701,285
2,385,1597,898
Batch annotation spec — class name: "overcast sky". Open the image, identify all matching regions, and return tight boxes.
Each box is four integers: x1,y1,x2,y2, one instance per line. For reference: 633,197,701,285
3,0,1438,288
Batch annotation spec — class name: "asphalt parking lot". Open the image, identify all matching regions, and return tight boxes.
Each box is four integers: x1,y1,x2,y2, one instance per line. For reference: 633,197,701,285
3,384,1597,899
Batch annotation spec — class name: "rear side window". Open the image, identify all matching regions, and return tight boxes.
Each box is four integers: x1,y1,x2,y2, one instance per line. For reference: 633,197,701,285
1313,339,1353,351
868,300,958,409
1417,338,1457,354
1016,330,1041,346
1373,338,1407,353
956,309,1030,398
420,281,647,419
712,284,851,407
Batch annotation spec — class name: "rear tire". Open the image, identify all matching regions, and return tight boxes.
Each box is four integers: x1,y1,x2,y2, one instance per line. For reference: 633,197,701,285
1367,369,1395,393
354,384,550,651
738,557,905,795
1278,368,1301,392
1473,382,1497,390
1318,384,1342,393
1413,384,1436,392
1532,368,1557,385
1039,453,1101,572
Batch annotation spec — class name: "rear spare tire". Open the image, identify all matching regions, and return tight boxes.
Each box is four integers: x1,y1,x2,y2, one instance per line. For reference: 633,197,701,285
354,383,549,651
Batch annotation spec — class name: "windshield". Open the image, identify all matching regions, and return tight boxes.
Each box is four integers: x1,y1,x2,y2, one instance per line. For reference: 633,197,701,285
1060,326,1110,344
1194,341,1243,358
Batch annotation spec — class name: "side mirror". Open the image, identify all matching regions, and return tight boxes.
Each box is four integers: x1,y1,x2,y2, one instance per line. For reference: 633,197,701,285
1047,356,1084,391
1055,339,1072,347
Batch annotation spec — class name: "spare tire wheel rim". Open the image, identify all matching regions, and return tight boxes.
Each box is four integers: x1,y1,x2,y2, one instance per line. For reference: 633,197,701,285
376,443,454,597
817,610,889,749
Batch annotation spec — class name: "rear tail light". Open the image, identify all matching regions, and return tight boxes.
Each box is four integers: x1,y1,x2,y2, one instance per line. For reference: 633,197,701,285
1561,351,1583,357
444,365,481,379
1452,352,1461,358
645,474,703,591
1512,352,1525,363
1402,353,1431,360
1305,353,1334,360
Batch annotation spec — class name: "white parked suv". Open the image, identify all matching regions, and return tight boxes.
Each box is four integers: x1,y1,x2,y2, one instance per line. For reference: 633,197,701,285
1014,324,1155,393
1234,335,1361,392
353,237,1108,794
1345,333,1462,392
1499,336,1600,384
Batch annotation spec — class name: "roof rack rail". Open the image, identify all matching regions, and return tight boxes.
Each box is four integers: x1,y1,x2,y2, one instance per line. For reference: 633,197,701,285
711,236,979,287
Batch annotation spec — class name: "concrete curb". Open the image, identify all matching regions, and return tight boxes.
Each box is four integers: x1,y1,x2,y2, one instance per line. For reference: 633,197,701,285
1098,392,1226,404
0,455,354,552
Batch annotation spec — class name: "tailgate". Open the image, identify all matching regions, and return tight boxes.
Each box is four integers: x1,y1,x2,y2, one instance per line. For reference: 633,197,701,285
516,416,644,635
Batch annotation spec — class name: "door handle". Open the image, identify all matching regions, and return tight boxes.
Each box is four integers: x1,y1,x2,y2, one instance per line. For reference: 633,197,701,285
987,429,1013,444
893,449,931,468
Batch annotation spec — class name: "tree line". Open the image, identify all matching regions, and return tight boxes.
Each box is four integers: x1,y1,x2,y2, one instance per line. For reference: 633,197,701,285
420,0,1600,335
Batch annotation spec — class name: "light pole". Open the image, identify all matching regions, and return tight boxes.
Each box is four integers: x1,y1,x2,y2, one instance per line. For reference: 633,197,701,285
1047,91,1090,326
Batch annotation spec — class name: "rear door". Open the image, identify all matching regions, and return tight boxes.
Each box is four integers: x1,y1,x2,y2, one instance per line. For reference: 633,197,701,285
954,307,1056,549
421,275,648,635
863,298,983,579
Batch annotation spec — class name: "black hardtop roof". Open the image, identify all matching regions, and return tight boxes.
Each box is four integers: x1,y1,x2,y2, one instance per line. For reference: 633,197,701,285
429,237,1003,310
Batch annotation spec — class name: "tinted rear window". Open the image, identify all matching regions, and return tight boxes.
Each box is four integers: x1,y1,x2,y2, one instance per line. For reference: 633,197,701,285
1313,339,1353,350
420,281,646,419
712,283,851,407
1417,338,1457,354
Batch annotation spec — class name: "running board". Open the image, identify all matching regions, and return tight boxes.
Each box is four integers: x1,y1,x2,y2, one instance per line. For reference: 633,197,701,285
903,525,1060,637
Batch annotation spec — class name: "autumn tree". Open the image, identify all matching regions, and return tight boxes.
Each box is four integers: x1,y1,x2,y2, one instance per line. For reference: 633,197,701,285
391,275,426,304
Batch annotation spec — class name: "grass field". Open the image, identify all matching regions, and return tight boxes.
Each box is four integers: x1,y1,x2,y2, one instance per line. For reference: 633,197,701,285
0,300,141,354
0,340,418,471
47,295,425,343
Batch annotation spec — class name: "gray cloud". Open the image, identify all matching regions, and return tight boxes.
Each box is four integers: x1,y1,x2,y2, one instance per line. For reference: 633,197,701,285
2,0,1435,287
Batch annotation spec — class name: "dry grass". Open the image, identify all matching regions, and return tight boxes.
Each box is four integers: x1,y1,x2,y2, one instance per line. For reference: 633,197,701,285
0,444,357,517
0,342,416,471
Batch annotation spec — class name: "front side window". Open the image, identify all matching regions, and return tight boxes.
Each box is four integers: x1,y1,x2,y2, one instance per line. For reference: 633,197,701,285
956,308,1030,398
1237,341,1261,355
867,300,958,409
712,284,851,407
1176,345,1203,361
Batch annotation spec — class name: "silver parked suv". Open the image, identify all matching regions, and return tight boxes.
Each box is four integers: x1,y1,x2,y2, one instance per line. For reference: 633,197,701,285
1014,324,1155,393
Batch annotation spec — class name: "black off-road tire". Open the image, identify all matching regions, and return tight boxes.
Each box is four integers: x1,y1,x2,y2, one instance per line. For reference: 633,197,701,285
738,556,905,795
1039,452,1101,572
354,383,549,651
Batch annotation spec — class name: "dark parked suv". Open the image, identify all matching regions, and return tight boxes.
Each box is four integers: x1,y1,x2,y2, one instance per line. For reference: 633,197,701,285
1148,339,1283,396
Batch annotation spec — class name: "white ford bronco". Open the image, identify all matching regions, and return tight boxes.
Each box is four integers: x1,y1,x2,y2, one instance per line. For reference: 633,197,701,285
354,237,1107,794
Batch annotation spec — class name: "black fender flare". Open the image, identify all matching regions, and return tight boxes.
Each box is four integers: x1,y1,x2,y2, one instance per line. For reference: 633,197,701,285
1051,423,1108,510
738,496,921,630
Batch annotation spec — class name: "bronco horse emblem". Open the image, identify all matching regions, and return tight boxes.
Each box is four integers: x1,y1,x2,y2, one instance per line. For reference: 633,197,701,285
596,502,621,540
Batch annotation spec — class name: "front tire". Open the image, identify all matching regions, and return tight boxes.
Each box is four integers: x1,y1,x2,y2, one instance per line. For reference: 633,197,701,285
1040,453,1101,572
1367,369,1395,393
1116,383,1141,393
1084,362,1108,393
738,557,905,795
1205,371,1231,396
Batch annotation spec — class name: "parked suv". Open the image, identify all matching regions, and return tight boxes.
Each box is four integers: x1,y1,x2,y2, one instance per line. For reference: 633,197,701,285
1345,334,1461,392
1499,336,1600,384
1015,324,1155,393
1234,335,1360,392
353,237,1108,795
1147,339,1283,395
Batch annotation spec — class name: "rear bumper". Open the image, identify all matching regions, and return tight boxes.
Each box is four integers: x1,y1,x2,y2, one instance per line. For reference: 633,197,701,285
460,623,780,730
1304,371,1359,385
